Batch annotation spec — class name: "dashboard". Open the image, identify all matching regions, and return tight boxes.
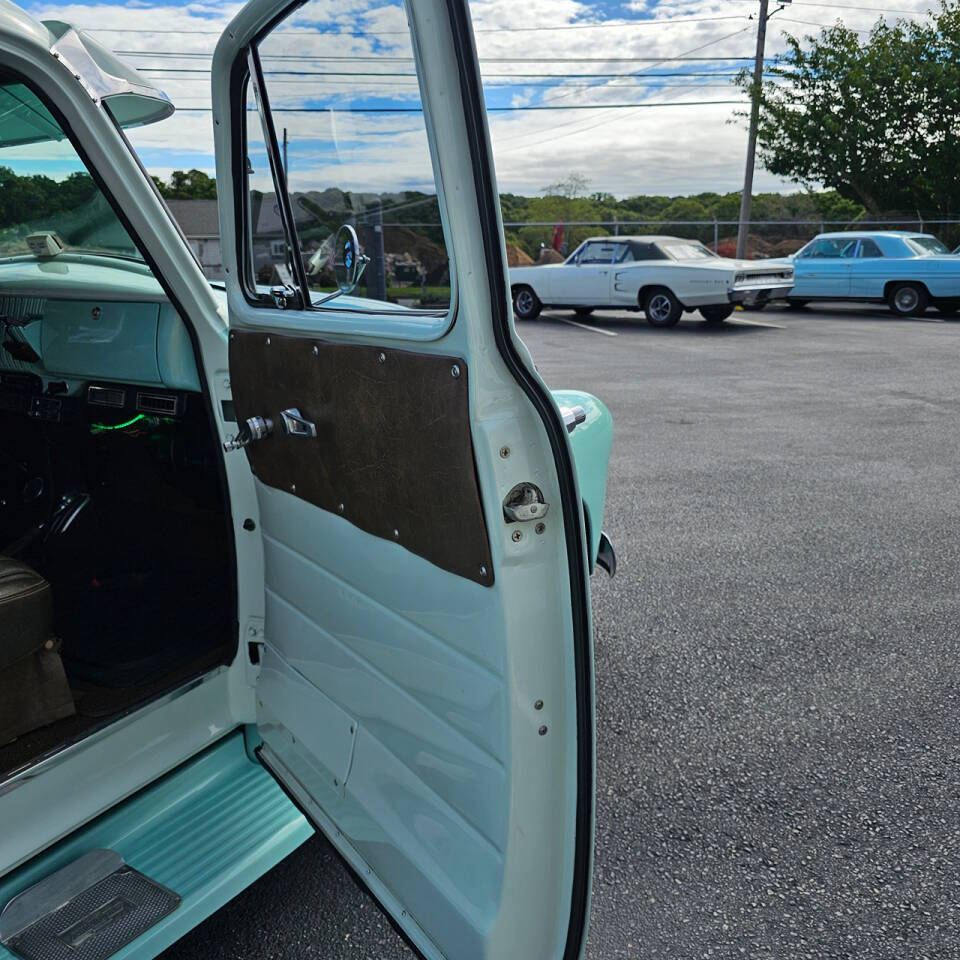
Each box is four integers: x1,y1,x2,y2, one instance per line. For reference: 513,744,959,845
0,257,205,424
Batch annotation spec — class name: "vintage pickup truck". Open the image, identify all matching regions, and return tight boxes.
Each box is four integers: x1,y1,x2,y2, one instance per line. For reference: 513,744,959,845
0,1,613,958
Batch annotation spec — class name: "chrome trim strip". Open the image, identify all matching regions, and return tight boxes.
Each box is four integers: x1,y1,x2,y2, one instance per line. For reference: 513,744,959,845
0,666,227,798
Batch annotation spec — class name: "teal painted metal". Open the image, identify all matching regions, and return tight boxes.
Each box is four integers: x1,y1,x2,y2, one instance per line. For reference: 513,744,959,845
0,731,312,960
0,257,166,302
41,300,162,384
551,389,614,569
0,262,205,390
157,302,203,391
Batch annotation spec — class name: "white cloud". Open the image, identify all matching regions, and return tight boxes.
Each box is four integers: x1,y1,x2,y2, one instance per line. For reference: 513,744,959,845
16,0,942,197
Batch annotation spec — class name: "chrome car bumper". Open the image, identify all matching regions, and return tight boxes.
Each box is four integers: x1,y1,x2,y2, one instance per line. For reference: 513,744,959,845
729,283,794,305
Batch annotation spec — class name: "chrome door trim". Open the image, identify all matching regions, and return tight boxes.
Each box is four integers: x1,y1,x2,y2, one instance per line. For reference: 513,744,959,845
0,667,229,798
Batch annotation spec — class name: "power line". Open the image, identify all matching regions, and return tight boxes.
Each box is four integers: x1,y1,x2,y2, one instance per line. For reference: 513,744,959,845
783,0,927,11
730,0,927,11
147,75,743,89
496,95,736,154
442,26,757,145
175,99,746,113
538,23,753,107
116,50,760,62
777,16,871,31
138,67,760,78
84,14,749,36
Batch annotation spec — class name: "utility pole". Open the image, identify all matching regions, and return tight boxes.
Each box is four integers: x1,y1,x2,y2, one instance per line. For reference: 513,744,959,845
736,0,774,260
282,127,288,175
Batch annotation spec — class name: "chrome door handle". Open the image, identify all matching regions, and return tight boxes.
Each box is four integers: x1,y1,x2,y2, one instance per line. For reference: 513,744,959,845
560,405,587,433
280,407,317,438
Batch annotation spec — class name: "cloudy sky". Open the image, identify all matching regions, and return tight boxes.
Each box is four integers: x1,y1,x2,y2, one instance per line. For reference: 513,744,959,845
15,0,938,197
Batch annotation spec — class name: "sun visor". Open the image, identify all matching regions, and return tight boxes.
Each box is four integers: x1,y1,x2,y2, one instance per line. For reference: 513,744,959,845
43,20,174,130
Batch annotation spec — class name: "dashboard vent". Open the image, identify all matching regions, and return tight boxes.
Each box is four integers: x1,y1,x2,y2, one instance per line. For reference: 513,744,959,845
136,392,181,416
87,385,126,408
0,296,45,327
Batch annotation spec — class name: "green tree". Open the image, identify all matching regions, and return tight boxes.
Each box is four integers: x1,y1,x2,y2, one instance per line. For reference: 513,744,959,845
737,2,960,216
152,169,218,199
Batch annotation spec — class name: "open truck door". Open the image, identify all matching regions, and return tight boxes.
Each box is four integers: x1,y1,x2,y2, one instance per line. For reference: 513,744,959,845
212,0,602,957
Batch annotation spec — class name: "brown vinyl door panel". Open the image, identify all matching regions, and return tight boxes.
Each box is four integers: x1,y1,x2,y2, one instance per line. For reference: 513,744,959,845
228,329,493,585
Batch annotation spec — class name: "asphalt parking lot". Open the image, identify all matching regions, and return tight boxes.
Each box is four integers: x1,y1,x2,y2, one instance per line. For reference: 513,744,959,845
162,303,960,960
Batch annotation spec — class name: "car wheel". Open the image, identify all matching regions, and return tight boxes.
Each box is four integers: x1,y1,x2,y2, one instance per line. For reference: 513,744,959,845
643,288,682,328
512,285,541,320
787,299,809,310
699,305,734,324
887,282,928,317
574,307,593,317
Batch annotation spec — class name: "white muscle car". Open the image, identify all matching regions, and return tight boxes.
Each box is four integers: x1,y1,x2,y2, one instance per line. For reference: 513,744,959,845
509,236,794,327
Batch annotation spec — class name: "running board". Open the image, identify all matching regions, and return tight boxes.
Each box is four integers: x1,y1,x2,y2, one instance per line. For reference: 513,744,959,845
0,850,179,960
0,731,312,960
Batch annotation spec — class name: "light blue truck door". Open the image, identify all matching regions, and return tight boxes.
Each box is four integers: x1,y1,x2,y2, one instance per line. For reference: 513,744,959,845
211,1,595,959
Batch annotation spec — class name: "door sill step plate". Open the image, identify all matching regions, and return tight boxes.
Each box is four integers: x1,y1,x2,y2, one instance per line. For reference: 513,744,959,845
0,850,179,960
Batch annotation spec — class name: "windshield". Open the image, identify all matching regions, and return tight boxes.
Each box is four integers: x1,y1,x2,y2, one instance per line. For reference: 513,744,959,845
905,235,949,256
0,81,143,262
660,241,718,261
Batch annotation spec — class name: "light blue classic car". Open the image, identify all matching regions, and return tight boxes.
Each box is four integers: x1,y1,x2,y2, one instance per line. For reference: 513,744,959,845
0,1,615,958
782,231,960,316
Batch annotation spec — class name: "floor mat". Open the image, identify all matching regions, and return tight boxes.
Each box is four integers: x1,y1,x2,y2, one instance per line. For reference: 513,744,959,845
59,572,230,689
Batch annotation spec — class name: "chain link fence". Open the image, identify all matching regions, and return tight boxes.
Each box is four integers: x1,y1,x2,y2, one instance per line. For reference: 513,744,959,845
497,219,960,261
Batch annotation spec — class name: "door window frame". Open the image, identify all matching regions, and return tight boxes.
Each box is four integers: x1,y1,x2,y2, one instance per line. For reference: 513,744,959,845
857,238,885,258
230,3,459,333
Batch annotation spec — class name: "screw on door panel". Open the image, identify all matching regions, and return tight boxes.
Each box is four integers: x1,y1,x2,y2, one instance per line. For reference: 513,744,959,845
451,363,461,378
538,725,548,736
511,529,523,543
499,446,510,459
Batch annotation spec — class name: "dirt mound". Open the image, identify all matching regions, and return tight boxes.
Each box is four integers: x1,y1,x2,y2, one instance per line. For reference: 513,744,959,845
506,242,534,267
382,225,447,273
715,234,806,259
537,248,565,265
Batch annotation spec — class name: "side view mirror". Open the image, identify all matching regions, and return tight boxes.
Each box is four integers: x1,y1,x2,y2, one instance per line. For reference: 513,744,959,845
334,225,369,294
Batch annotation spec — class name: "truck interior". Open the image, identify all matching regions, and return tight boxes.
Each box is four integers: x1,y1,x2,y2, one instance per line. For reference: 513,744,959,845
0,383,235,780
0,71,235,782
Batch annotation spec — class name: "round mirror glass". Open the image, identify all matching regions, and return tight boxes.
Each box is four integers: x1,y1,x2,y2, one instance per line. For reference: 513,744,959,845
334,224,363,293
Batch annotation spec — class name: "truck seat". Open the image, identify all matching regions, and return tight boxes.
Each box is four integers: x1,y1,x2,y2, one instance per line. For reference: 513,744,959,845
0,557,75,747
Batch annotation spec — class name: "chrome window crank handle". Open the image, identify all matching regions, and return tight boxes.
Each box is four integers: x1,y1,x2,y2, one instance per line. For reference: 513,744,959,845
223,415,273,452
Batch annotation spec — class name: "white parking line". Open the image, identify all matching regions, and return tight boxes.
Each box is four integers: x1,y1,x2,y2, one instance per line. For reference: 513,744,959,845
557,317,619,336
729,317,786,330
